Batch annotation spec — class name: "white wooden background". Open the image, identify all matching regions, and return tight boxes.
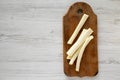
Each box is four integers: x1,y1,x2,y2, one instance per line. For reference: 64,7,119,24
0,0,120,80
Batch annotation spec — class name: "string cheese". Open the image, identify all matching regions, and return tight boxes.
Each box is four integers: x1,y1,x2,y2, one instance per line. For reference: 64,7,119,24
67,28,93,57
67,14,89,44
76,36,94,72
69,46,81,65
67,29,87,60
67,55,72,59
68,29,87,64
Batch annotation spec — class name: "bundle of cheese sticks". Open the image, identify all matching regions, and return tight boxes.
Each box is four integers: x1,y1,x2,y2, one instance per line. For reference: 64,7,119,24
66,14,94,72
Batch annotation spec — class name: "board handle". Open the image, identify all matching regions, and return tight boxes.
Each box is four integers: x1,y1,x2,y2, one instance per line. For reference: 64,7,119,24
64,2,96,18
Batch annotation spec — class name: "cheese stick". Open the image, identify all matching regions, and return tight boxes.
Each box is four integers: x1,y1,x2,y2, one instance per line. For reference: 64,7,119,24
76,36,94,72
69,45,81,65
67,14,89,44
67,28,93,57
67,55,72,59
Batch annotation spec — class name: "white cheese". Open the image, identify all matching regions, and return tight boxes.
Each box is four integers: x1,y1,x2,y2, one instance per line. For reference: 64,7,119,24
69,46,81,65
67,14,89,44
76,36,94,72
66,55,72,59
67,29,87,60
67,28,93,57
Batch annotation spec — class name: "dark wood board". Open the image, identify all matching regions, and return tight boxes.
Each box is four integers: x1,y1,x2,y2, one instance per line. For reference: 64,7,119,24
63,2,98,77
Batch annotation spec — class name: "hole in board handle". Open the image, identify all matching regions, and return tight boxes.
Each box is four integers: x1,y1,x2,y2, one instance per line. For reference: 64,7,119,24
77,9,83,14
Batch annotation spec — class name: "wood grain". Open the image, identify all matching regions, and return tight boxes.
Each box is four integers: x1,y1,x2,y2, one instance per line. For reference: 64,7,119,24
63,2,98,77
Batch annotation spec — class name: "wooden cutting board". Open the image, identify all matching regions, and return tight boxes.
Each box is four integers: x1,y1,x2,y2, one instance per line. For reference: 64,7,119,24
63,2,98,77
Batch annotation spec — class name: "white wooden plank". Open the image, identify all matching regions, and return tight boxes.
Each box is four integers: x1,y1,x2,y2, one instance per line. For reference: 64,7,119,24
0,0,120,80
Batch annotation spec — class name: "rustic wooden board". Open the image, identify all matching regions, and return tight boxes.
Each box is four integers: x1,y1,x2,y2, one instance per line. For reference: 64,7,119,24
63,2,98,77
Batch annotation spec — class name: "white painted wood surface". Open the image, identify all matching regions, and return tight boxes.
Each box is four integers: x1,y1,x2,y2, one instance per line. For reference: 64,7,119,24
0,0,120,80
